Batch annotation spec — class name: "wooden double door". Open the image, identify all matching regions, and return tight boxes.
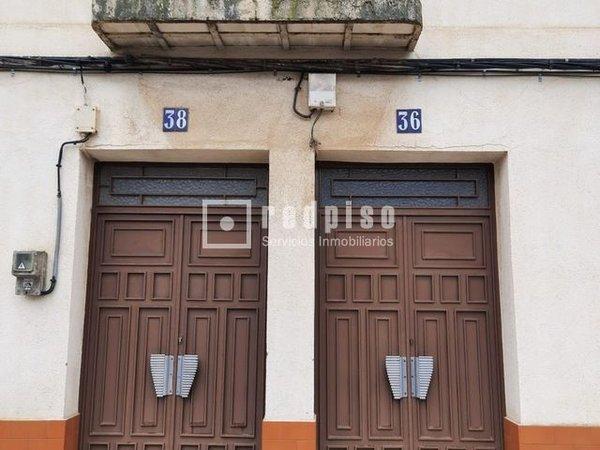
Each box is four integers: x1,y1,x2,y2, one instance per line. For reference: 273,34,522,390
318,212,504,450
80,208,266,450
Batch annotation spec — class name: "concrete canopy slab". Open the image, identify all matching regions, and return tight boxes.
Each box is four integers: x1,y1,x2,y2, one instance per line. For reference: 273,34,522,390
92,0,422,54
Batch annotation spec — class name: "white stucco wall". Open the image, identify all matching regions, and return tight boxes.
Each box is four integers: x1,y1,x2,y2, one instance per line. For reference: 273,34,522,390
1,0,600,428
0,74,94,419
266,148,316,421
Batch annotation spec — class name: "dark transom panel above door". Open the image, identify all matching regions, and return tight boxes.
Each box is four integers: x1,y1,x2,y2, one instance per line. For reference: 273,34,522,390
317,165,504,450
319,165,490,208
96,164,268,207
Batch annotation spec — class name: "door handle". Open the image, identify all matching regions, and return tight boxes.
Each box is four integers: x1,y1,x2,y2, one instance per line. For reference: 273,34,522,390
150,354,174,398
385,356,408,399
410,356,434,400
176,354,199,398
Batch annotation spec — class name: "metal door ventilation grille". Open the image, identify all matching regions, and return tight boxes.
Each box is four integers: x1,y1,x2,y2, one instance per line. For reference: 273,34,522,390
176,355,199,398
319,166,490,208
97,164,268,207
150,354,174,397
385,356,408,400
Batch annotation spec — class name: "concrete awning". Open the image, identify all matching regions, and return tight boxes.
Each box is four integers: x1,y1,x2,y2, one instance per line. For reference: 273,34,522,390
92,0,422,56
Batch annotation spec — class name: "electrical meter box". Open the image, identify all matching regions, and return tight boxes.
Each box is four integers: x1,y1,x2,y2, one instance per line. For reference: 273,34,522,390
75,105,98,134
12,251,47,296
308,73,337,110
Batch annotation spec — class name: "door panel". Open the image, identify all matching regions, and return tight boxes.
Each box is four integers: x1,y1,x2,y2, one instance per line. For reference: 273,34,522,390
131,307,172,436
180,308,218,437
82,210,266,450
319,216,410,450
412,222,485,269
222,309,259,437
90,307,130,437
455,312,494,442
101,218,176,266
319,211,503,450
83,215,181,450
407,217,502,450
367,310,405,440
326,309,361,439
414,311,452,441
174,213,266,450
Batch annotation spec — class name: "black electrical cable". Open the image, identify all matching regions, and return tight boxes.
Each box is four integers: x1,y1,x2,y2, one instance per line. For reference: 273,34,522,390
309,109,323,149
3,56,600,76
293,72,315,119
40,133,92,296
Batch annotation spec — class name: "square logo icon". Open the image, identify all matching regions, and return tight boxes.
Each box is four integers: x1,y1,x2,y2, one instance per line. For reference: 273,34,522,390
201,199,252,250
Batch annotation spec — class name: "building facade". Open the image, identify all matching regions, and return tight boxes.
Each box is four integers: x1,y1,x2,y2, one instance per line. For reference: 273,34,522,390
1,1,600,450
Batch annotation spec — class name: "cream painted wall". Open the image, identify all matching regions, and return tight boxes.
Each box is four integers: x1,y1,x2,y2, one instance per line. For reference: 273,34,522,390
265,148,316,421
1,71,599,426
0,0,600,427
0,74,94,419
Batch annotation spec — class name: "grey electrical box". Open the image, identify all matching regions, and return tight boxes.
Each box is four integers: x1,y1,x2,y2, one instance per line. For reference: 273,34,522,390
308,73,337,110
75,105,98,134
12,251,47,296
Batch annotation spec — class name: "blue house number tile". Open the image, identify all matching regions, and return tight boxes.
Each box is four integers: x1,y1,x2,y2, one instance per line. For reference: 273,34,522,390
396,109,422,134
163,108,189,132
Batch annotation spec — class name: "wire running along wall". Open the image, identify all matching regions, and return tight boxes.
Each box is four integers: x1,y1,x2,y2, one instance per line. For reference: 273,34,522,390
2,56,600,76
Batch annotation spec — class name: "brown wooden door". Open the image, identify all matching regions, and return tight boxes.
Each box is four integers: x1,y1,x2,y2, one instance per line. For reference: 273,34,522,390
318,214,411,450
406,216,503,450
317,165,503,450
81,208,266,450
173,211,266,450
81,213,182,450
318,214,503,450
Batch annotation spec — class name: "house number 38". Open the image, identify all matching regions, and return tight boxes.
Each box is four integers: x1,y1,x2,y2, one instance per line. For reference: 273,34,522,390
163,108,189,132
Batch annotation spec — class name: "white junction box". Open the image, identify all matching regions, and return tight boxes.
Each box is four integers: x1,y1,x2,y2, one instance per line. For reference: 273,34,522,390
308,73,336,110
75,105,98,133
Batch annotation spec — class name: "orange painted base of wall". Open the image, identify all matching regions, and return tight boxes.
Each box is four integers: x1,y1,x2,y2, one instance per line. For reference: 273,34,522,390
504,418,600,450
262,421,317,450
0,415,79,450
5,416,599,450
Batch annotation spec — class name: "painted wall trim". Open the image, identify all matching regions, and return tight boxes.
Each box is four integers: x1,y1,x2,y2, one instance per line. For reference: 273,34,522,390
504,417,600,449
262,421,317,450
0,415,79,450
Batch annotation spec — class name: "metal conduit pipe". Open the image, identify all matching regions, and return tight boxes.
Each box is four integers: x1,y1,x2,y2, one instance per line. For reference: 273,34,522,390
40,133,92,296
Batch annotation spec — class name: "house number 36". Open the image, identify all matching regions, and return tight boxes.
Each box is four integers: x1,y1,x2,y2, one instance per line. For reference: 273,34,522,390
396,109,422,134
163,108,189,132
